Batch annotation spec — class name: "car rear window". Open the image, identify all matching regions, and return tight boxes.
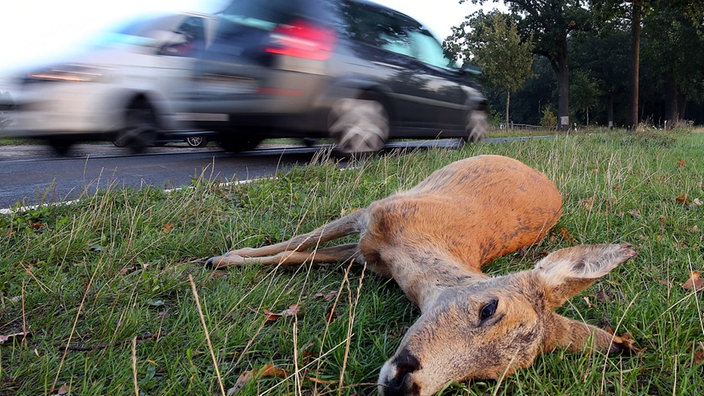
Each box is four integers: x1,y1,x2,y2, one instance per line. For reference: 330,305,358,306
217,0,332,29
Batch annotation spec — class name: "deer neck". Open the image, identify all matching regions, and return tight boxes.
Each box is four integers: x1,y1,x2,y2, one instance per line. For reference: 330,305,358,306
388,254,489,312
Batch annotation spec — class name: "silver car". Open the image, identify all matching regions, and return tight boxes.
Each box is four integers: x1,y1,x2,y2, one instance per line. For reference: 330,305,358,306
4,12,215,154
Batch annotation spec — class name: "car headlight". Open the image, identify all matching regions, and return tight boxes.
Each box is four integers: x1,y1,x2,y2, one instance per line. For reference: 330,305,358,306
26,64,106,83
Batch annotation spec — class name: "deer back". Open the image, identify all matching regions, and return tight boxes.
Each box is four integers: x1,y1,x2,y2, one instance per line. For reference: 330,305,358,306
359,155,563,280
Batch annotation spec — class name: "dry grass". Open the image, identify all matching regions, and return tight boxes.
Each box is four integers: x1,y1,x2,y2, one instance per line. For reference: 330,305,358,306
1,130,703,395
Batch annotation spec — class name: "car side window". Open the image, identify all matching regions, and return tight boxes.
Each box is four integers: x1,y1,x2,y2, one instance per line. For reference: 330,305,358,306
170,17,206,56
407,29,454,69
378,31,413,56
339,1,453,68
339,1,413,56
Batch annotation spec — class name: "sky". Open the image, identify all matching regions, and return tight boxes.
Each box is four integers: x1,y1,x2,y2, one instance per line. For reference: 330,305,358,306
0,0,502,81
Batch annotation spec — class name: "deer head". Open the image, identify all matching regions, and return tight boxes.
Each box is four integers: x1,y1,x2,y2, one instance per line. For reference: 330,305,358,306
378,244,636,396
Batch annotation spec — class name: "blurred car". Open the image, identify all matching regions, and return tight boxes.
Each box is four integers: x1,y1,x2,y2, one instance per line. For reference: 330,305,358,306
171,0,488,154
3,12,215,154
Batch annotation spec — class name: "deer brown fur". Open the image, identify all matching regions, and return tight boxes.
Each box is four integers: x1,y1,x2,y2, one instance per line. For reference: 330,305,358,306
207,154,637,396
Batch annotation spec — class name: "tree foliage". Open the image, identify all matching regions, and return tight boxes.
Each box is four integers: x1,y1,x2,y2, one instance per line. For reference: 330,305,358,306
446,11,533,127
569,70,600,125
446,0,704,127
461,0,593,130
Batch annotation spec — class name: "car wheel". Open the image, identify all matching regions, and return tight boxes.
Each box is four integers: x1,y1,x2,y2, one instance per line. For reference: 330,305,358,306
185,136,208,147
114,102,158,154
218,135,262,152
329,98,389,154
47,137,74,156
463,110,488,143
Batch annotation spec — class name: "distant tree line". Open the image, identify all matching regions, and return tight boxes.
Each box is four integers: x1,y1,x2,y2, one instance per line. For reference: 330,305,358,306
444,0,704,128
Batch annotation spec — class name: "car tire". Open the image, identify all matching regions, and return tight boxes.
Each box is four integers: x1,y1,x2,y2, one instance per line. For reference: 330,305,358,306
463,110,488,143
329,98,389,155
47,137,75,156
185,136,208,147
114,102,158,154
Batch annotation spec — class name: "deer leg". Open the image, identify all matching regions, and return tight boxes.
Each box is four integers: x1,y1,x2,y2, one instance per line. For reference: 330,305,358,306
208,243,361,268
240,210,364,256
207,210,366,267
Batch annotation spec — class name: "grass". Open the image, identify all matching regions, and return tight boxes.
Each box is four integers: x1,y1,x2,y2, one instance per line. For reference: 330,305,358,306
1,130,703,395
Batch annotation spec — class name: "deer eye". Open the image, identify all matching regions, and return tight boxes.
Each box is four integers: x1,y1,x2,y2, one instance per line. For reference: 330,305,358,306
479,299,499,321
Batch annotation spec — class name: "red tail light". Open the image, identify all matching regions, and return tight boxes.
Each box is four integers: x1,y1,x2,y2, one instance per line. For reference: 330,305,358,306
266,20,336,60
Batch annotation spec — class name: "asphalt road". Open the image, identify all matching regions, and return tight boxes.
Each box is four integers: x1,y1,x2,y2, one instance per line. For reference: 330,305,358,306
0,139,479,210
0,142,327,210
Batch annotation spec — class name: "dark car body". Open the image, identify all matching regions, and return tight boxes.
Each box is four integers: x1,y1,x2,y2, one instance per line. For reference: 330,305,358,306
173,0,487,154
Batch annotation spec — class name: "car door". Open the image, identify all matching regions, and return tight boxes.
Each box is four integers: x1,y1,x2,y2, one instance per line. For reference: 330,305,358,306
148,15,210,129
341,2,466,136
401,27,467,135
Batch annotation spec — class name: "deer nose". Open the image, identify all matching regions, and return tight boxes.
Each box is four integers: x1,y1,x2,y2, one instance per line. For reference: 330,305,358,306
383,375,420,396
382,350,422,396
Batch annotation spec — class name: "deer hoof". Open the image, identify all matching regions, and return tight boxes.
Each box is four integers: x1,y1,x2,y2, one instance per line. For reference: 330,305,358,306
206,254,246,268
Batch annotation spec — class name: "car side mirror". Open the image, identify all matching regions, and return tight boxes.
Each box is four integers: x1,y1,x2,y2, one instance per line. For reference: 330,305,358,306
460,64,482,77
152,31,192,56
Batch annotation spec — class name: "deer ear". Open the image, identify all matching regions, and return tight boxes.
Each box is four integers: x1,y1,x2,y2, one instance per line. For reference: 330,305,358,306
533,244,636,309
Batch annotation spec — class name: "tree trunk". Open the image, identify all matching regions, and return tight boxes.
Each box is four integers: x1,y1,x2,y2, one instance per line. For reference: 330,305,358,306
607,93,614,129
677,93,687,122
629,0,642,128
505,91,511,129
665,71,679,128
556,47,570,131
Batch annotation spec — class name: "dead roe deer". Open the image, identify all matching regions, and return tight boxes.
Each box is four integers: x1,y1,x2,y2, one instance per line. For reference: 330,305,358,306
207,154,637,396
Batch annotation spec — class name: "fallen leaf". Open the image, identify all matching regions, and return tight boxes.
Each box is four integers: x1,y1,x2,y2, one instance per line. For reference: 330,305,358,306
582,296,593,308
682,271,704,292
0,331,30,345
229,364,288,395
629,209,642,219
608,331,643,354
263,304,301,322
227,362,336,395
656,278,671,287
677,158,686,168
595,289,611,303
208,270,228,280
694,348,704,365
313,291,338,301
163,222,174,233
581,198,595,210
675,194,691,205
558,227,575,243
325,303,341,323
52,384,70,396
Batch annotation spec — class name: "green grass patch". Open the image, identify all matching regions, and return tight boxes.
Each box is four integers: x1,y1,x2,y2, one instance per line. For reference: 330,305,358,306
1,130,703,395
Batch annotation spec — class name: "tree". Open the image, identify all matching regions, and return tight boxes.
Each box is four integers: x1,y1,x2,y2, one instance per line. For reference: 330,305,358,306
642,0,704,126
591,0,704,126
570,23,631,127
446,11,533,128
629,0,643,127
463,0,592,130
569,70,601,126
